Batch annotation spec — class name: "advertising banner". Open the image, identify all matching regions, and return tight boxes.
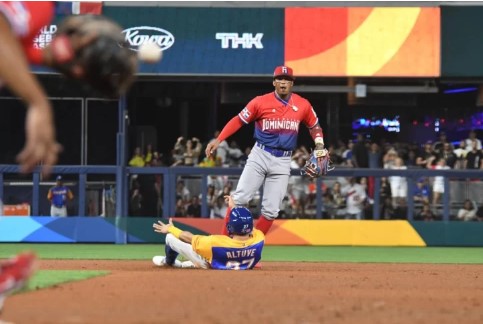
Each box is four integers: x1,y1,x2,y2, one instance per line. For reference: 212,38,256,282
441,7,483,77
103,7,284,75
285,7,440,77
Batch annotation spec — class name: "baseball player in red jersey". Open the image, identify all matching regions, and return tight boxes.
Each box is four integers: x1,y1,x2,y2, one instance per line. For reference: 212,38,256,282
205,66,326,235
0,1,136,316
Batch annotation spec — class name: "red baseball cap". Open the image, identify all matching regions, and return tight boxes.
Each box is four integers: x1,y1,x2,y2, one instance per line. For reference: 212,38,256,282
273,66,294,80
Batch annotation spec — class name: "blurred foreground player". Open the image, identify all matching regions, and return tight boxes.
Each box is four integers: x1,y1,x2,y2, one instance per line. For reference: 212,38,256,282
0,252,37,313
153,195,265,270
0,1,136,317
0,1,137,176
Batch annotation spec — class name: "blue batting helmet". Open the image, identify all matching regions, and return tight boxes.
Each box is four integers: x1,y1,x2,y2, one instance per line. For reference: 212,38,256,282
226,207,253,236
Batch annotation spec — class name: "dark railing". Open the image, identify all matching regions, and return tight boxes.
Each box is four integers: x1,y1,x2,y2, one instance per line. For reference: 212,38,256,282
0,165,481,221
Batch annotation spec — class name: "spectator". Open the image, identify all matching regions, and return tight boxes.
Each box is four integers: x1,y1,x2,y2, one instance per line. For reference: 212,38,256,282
207,174,225,196
427,157,450,209
359,176,373,218
174,198,187,217
416,142,436,169
200,184,217,217
413,177,431,206
341,177,367,220
438,142,457,169
183,137,202,166
226,140,244,167
465,130,482,152
368,142,382,169
175,180,191,206
144,143,154,165
388,157,408,208
328,181,346,219
186,196,202,218
464,141,483,169
171,137,186,166
130,180,143,217
476,204,483,222
287,153,310,218
47,176,74,217
221,181,235,197
432,131,453,155
383,148,398,169
379,177,394,219
352,133,369,168
457,199,478,221
341,140,354,167
210,195,228,219
417,202,436,221
453,140,468,169
129,147,145,167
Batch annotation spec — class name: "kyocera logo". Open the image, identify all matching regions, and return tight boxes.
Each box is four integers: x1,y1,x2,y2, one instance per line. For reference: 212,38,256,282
122,26,175,51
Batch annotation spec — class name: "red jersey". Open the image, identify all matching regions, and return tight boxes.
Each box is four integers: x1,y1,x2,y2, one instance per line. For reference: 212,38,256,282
238,91,319,151
0,1,54,64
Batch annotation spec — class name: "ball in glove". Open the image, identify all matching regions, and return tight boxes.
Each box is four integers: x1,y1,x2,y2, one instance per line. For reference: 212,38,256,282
301,148,334,178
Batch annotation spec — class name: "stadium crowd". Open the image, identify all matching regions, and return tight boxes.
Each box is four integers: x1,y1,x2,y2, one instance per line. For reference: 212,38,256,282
126,129,483,221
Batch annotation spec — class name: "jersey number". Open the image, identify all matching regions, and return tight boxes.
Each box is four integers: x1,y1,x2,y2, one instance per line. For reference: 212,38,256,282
225,258,255,270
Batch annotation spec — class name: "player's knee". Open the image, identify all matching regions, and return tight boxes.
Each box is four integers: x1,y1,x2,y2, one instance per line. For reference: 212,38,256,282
165,233,176,246
231,195,249,206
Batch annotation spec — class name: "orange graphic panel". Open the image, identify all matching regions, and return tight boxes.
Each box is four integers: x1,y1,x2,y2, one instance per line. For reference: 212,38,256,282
285,7,440,77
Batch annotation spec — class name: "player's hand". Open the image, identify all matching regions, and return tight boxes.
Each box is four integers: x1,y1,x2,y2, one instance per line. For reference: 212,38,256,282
224,195,235,208
205,140,219,158
16,104,62,177
153,218,174,234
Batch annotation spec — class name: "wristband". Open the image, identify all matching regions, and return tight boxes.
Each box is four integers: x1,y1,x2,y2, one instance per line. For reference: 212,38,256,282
168,226,182,239
315,137,324,146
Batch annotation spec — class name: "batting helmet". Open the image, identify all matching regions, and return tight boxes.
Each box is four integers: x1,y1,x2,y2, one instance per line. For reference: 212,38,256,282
226,207,253,236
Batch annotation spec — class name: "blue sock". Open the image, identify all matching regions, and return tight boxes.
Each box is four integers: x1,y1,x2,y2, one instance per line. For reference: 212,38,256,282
164,244,179,265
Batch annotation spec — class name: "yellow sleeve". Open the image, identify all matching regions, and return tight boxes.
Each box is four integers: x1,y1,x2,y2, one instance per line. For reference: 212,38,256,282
191,235,214,262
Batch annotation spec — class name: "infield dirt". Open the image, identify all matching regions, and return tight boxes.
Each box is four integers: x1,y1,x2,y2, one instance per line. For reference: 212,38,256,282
2,260,482,324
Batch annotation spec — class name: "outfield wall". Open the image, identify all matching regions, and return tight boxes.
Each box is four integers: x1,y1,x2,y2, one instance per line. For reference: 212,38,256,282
0,217,482,247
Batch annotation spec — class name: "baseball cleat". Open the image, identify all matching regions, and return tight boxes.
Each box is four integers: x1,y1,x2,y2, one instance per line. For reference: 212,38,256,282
180,261,195,269
152,256,183,268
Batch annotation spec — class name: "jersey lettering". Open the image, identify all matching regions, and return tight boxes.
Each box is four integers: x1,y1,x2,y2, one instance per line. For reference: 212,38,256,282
262,119,299,132
226,248,256,259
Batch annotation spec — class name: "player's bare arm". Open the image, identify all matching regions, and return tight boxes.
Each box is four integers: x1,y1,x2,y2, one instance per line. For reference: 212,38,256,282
0,15,61,176
206,116,244,157
153,218,193,243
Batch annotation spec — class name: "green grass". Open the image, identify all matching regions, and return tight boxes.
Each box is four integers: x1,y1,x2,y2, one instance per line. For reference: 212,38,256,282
1,244,483,264
23,270,109,292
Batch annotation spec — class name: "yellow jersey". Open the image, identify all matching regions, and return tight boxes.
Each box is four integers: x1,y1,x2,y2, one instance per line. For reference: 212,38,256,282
191,229,265,270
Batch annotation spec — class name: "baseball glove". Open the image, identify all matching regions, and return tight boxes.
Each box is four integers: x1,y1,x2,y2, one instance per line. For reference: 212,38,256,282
300,148,334,178
51,15,137,97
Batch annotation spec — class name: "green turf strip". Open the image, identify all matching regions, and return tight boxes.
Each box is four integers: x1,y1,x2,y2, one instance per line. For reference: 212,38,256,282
16,270,109,294
0,244,482,264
